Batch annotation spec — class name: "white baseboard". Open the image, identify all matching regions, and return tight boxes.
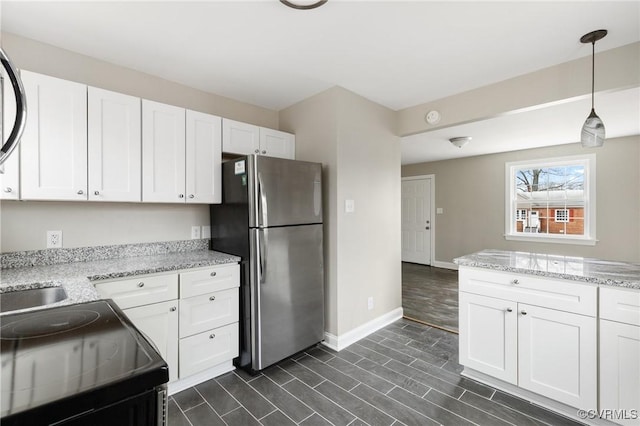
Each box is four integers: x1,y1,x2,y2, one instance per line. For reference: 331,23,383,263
322,307,404,352
168,361,235,395
432,261,458,270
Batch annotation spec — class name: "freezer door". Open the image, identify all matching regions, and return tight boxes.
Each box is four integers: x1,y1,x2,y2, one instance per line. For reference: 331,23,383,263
250,156,322,228
250,225,324,370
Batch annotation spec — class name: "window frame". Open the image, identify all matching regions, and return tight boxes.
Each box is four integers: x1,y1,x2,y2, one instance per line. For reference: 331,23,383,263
504,154,596,245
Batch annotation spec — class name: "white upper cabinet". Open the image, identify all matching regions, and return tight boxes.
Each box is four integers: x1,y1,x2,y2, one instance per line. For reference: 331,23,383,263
88,87,141,202
222,118,295,159
222,118,260,155
259,127,295,159
142,100,186,203
20,71,88,200
186,110,221,204
0,68,20,200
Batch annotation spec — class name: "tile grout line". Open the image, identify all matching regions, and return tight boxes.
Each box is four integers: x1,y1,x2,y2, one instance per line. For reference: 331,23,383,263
170,396,196,426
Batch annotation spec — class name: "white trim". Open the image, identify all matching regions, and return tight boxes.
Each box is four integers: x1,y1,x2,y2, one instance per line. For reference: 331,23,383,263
321,307,403,352
504,234,597,246
401,174,436,266
432,261,458,270
167,360,234,395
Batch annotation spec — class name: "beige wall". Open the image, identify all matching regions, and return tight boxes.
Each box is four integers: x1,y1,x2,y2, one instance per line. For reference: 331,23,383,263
0,33,279,253
402,135,640,263
280,87,401,337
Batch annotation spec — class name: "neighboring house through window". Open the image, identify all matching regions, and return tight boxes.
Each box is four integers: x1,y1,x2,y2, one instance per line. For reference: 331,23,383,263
505,154,596,245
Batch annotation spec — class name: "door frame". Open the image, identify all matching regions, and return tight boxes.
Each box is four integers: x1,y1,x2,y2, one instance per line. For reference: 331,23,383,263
401,174,435,266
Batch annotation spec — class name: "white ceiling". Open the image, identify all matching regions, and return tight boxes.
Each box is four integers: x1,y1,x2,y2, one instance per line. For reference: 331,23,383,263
2,1,639,165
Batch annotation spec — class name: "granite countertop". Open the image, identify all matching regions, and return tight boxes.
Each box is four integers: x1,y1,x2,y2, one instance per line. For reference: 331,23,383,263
454,249,640,290
0,249,240,315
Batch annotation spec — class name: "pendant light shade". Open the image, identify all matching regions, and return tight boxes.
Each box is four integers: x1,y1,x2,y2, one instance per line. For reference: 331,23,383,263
580,29,607,148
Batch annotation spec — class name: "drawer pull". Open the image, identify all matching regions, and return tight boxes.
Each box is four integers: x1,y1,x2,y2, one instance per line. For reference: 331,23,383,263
521,310,527,315
137,282,145,288
170,306,177,312
209,296,216,301
210,271,217,277
511,279,520,285
209,333,216,339
506,308,513,312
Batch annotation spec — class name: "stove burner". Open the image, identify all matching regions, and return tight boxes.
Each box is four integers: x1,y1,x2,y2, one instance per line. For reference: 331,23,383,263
0,310,101,340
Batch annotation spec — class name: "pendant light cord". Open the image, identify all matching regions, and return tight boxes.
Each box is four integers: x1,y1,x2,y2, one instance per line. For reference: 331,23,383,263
591,41,595,110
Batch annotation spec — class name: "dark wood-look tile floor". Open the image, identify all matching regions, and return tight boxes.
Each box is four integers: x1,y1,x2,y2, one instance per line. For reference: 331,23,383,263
402,262,459,332
169,319,585,426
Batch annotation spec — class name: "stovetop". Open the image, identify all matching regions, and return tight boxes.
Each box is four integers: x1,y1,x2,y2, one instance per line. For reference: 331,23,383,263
1,299,168,420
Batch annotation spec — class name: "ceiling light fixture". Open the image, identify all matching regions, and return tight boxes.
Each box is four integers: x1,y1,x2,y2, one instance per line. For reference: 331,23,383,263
280,0,328,10
449,137,471,148
580,29,607,148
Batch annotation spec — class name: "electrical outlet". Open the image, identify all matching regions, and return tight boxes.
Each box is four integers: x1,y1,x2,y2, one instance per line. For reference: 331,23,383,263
367,296,374,310
47,230,63,248
191,226,201,239
201,225,211,239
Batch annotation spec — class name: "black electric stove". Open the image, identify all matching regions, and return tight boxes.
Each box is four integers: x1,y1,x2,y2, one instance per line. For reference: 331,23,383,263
1,299,169,426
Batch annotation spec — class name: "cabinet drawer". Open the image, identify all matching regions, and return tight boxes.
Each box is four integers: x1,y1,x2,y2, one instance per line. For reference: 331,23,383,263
180,264,239,298
600,287,640,326
179,288,239,338
95,273,178,309
459,267,597,316
179,322,239,378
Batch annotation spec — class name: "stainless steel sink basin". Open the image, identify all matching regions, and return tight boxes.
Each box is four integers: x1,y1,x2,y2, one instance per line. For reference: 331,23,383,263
0,287,68,313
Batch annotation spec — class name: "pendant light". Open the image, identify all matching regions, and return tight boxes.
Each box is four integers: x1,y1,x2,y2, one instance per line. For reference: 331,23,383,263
580,29,607,148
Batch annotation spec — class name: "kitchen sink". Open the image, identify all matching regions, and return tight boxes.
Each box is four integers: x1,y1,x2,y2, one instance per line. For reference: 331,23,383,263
0,287,68,313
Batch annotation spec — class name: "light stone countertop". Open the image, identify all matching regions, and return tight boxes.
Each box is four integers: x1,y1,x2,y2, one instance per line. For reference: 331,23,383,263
0,250,240,315
454,249,640,290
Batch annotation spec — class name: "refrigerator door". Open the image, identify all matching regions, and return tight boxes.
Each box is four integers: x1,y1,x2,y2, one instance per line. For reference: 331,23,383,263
250,224,324,371
250,156,322,228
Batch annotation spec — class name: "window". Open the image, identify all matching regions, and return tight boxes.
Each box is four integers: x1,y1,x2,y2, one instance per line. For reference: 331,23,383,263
505,154,596,245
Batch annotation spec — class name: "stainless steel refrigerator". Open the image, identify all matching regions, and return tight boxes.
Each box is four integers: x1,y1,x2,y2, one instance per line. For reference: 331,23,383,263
210,155,324,373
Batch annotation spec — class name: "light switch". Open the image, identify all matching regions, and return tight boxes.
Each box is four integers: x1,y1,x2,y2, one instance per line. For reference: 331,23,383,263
345,199,355,213
437,208,444,214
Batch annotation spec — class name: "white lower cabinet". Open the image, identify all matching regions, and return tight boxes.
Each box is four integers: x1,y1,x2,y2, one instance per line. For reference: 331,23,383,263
179,323,239,378
123,300,179,382
459,267,597,412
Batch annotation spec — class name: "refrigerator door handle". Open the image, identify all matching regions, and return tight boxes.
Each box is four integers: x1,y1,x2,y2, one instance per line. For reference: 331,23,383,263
258,230,267,284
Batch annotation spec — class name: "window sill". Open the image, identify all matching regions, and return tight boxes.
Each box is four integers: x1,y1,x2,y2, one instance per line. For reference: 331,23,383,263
504,234,597,246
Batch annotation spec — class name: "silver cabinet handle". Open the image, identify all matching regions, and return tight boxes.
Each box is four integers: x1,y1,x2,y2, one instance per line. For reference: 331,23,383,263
254,149,259,154
209,296,216,301
137,282,144,288
209,333,216,339
3,187,12,193
210,271,217,277
94,190,100,195
188,194,194,199
511,279,519,285
0,47,27,167
261,150,266,154
169,306,176,312
506,308,513,312
77,190,84,195
179,194,184,198
521,310,527,315
425,227,430,230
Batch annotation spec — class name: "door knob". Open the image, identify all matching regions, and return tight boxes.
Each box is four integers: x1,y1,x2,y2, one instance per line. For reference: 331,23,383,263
137,282,144,288
506,308,513,312
209,296,216,301
425,227,430,230
179,194,184,198
77,190,84,195
188,194,194,199
170,306,177,312
94,190,100,195
521,310,527,315
262,150,266,154
254,149,260,154
3,187,12,193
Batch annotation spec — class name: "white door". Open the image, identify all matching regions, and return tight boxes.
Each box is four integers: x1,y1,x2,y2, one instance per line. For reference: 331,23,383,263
600,320,640,425
222,118,259,155
259,127,295,159
185,110,221,204
20,71,87,200
124,300,179,382
88,87,141,202
1,69,20,200
459,292,518,384
401,177,431,264
518,304,597,409
142,100,186,203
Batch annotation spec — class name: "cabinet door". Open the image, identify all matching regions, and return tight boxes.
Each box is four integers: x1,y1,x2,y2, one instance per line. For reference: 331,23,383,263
518,304,596,409
88,87,141,202
94,273,179,309
459,292,517,384
185,110,221,204
0,68,20,200
259,127,295,159
142,100,186,202
20,71,87,200
222,118,259,155
179,288,239,338
124,301,179,382
600,320,640,425
179,322,239,378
